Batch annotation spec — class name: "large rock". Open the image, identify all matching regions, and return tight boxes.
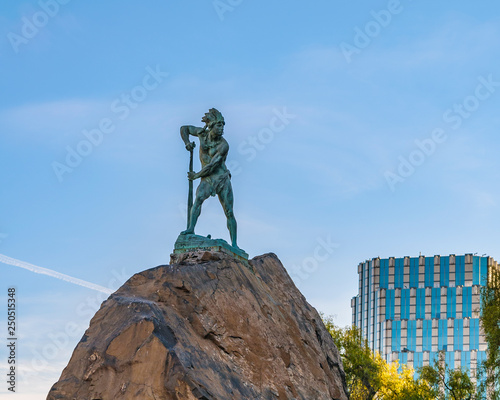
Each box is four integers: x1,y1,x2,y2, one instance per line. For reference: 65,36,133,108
47,252,349,400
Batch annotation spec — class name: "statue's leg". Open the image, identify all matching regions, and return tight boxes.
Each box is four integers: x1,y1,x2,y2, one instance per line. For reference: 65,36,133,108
218,181,237,248
181,181,211,235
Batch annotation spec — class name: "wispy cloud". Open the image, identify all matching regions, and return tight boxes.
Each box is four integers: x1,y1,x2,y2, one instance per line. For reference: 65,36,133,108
0,99,110,146
288,17,500,80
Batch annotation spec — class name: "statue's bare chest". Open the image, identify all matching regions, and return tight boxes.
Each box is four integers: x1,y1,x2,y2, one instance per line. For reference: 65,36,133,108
199,139,219,163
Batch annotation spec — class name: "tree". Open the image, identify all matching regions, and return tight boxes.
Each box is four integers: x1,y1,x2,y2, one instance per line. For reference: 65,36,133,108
375,356,433,400
478,267,500,400
323,316,381,399
418,351,478,400
323,316,433,400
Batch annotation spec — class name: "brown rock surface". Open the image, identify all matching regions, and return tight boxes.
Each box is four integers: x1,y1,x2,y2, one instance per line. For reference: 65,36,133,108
47,252,349,400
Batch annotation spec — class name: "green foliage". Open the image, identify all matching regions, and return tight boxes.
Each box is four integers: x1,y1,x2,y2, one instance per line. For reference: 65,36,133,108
323,316,380,399
323,266,500,400
323,316,433,400
375,357,434,400
419,351,478,400
323,316,484,400
478,267,500,400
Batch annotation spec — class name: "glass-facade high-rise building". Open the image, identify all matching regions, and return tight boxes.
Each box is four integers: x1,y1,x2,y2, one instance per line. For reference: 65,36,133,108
351,254,499,376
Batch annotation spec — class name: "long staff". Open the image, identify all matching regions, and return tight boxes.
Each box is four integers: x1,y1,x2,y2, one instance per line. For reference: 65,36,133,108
187,144,194,230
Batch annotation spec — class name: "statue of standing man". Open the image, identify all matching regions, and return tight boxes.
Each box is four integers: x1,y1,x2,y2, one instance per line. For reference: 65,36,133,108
180,108,239,249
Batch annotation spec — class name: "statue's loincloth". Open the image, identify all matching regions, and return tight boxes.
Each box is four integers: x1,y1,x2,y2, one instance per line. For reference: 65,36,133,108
203,170,231,197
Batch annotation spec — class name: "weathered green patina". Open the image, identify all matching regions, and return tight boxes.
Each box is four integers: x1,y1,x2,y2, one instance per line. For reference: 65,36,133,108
175,108,247,260
173,233,248,261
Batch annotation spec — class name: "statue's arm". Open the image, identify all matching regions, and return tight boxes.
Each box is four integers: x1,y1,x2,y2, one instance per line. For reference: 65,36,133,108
180,125,205,150
191,141,229,179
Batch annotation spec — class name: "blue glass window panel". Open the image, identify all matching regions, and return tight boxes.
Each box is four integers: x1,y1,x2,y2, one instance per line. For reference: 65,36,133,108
461,352,470,369
446,352,454,368
401,290,410,320
386,290,395,320
477,352,488,388
414,352,423,370
368,261,372,288
425,257,434,287
432,288,441,319
380,259,389,289
364,262,369,296
478,351,487,365
456,256,465,286
410,258,419,288
480,258,488,286
407,320,417,351
395,259,404,289
423,320,432,351
438,319,447,351
454,320,464,351
463,287,472,318
447,287,456,319
440,256,450,287
416,288,426,319
470,319,480,350
392,321,401,352
400,352,408,367
473,257,480,286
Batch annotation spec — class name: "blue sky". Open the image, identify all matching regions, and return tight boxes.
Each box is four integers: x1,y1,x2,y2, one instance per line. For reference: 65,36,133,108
2,0,500,397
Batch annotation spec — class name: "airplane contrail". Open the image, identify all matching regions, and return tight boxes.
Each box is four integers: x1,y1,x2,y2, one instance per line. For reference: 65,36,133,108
0,253,113,295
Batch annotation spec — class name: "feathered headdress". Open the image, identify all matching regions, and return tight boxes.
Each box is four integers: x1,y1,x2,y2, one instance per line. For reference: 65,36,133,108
202,108,224,128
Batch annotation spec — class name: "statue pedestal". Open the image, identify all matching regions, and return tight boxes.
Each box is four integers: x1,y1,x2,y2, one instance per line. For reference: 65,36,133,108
172,233,249,262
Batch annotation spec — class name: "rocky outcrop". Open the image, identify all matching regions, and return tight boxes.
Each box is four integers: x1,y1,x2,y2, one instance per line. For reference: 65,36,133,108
47,252,349,400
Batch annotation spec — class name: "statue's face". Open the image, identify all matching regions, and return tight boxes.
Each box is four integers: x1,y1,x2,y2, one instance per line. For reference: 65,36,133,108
212,121,225,137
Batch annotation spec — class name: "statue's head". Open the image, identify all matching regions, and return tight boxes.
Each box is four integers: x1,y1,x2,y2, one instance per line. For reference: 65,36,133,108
202,108,225,136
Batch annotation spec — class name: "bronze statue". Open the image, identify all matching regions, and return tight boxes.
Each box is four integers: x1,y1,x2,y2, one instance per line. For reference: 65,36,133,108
180,108,238,248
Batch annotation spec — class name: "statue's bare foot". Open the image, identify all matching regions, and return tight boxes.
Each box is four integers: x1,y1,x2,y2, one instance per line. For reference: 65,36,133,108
181,229,194,235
